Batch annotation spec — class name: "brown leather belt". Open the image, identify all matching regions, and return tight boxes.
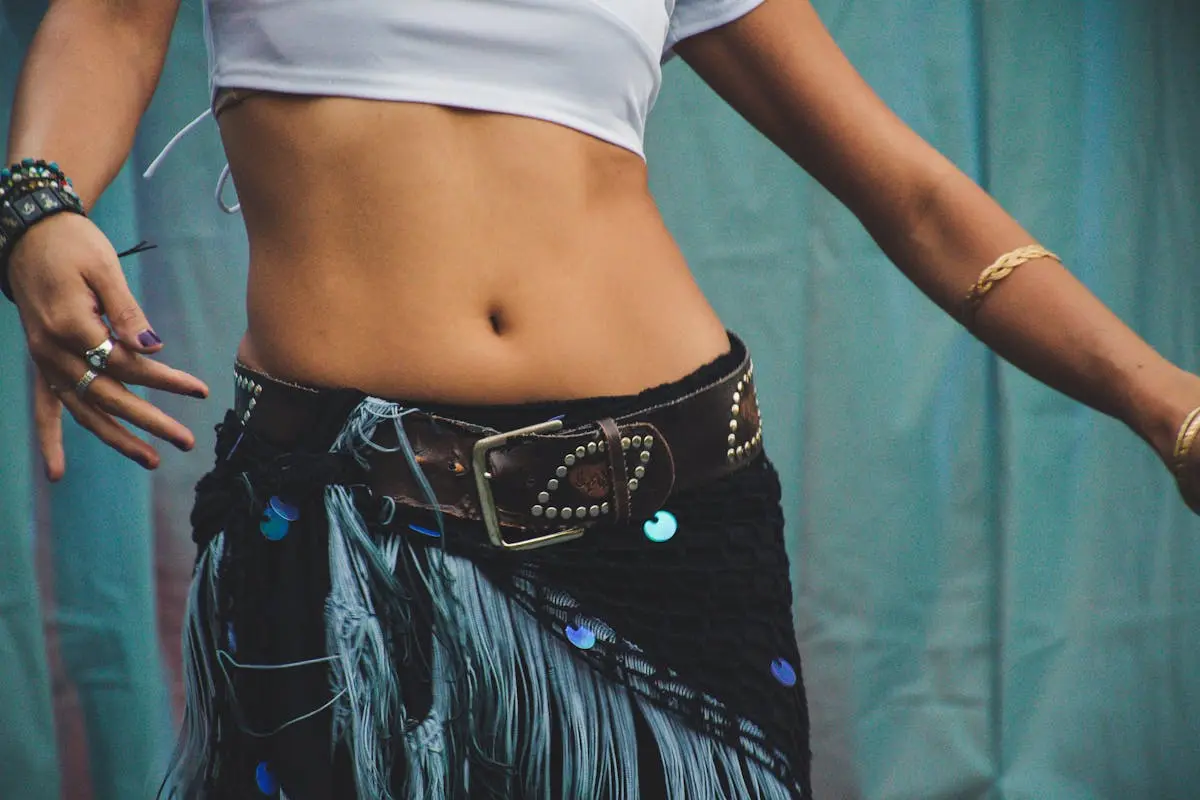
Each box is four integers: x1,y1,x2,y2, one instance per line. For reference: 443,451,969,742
233,337,763,550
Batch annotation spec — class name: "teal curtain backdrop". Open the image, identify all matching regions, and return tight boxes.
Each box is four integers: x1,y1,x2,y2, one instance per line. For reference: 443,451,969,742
1,1,1198,798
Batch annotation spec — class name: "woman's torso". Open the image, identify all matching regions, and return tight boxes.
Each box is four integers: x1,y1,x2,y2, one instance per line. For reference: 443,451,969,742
206,0,739,402
220,98,729,405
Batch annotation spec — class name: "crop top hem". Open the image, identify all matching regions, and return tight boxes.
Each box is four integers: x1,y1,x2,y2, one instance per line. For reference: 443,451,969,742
209,69,647,158
155,0,772,198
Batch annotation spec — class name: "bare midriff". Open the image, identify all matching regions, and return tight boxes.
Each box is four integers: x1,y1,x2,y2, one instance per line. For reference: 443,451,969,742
216,92,731,404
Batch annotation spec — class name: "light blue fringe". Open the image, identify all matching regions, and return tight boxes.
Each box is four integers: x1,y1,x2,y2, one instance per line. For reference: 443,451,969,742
168,396,800,798
160,533,223,799
324,483,406,797
422,550,797,799
324,396,799,799
324,399,470,799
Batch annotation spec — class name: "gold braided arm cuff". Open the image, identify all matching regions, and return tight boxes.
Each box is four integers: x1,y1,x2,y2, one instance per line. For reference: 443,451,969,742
961,244,1061,319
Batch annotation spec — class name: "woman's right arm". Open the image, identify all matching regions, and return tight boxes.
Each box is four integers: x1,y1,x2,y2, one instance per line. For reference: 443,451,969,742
7,0,208,480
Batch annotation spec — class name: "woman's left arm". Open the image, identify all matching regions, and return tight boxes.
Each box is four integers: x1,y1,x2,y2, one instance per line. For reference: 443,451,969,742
676,0,1200,467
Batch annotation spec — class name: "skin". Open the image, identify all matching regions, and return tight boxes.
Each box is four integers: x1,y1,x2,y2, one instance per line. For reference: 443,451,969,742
7,0,1200,490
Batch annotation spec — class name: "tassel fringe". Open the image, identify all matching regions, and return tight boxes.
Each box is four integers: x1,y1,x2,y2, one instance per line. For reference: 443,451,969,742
165,397,802,798
160,534,224,798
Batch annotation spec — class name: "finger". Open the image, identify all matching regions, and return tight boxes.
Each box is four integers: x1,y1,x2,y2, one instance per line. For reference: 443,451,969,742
86,262,164,354
80,372,197,452
32,373,66,481
25,282,115,373
33,333,196,451
60,389,160,470
103,344,210,399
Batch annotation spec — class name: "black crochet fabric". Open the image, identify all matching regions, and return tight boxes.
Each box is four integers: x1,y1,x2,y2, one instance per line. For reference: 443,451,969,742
181,344,811,799
463,454,810,792
413,344,810,793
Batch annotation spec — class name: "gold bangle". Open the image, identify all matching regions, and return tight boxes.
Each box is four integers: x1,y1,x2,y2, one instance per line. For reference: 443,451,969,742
1173,406,1200,472
962,244,1061,318
1172,406,1200,515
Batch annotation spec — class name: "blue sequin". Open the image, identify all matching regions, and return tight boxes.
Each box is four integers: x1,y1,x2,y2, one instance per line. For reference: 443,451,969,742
259,505,290,541
255,761,278,794
770,657,797,687
408,524,442,538
565,624,596,650
642,510,678,543
268,496,300,521
226,623,237,654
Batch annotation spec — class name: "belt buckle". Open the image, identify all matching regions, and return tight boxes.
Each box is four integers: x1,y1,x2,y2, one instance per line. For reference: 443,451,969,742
472,419,586,551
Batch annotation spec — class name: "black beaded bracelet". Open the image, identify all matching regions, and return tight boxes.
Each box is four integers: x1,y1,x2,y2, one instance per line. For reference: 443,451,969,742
0,158,87,302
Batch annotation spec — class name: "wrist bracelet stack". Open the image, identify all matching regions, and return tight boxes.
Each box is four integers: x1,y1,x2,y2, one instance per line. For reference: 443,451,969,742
0,158,87,301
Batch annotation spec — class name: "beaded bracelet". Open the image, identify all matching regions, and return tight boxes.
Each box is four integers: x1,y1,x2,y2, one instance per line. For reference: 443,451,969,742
0,158,87,302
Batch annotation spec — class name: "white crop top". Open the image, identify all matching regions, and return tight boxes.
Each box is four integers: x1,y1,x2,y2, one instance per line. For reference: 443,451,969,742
200,0,766,159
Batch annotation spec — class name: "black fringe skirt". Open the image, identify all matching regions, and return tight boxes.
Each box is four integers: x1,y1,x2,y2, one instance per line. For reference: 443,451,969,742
162,335,811,799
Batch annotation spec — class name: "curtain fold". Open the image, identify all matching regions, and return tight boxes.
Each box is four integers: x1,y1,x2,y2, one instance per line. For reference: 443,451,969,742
1,1,1197,797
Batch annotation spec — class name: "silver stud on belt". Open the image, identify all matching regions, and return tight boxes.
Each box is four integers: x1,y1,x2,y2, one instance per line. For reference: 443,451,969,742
532,436,612,520
234,371,263,424
726,362,763,462
530,431,655,520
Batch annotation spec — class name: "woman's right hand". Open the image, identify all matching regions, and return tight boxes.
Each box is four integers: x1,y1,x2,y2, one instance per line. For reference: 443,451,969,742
8,212,210,480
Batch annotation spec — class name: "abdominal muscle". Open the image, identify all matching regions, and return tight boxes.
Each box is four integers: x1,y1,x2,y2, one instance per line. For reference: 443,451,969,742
217,92,731,404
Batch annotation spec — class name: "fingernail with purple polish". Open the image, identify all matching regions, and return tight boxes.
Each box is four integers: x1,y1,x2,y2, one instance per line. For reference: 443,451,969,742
137,329,162,347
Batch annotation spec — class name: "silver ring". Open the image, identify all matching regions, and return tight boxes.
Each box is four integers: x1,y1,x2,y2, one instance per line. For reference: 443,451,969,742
74,369,99,397
84,337,115,372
